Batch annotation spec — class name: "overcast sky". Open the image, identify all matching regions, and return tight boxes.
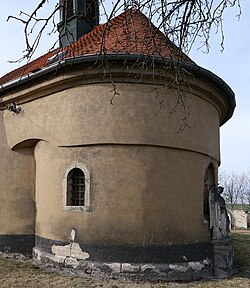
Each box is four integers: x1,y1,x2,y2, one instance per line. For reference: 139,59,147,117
0,1,249,174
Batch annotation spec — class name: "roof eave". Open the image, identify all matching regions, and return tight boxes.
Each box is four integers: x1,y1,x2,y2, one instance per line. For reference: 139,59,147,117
0,54,235,125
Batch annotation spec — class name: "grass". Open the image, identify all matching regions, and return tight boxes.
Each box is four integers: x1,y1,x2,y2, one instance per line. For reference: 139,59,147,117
231,231,250,277
0,231,250,288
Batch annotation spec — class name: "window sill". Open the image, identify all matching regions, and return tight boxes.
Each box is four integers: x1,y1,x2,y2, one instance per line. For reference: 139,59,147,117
63,206,90,212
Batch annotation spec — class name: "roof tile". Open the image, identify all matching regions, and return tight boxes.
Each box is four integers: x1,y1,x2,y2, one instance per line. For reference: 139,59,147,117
0,9,192,85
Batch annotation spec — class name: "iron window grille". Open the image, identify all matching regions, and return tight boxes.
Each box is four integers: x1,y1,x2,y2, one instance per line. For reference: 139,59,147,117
67,168,85,206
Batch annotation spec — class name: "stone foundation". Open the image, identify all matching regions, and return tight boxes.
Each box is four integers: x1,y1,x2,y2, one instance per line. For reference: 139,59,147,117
0,234,236,281
33,246,213,281
213,239,236,278
31,235,238,281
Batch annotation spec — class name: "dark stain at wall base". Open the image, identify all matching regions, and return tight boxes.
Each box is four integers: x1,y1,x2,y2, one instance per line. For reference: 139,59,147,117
0,235,35,256
35,235,213,264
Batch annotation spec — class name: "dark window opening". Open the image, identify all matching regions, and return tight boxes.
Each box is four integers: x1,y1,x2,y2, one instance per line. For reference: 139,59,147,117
203,176,210,223
66,0,75,19
86,0,98,24
60,0,75,21
67,168,85,206
203,163,215,224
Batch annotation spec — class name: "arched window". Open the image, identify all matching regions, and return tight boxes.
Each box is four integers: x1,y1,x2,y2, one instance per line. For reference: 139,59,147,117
67,168,85,206
63,162,90,212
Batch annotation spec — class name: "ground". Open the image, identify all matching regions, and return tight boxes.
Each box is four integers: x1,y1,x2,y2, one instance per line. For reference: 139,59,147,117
0,231,249,288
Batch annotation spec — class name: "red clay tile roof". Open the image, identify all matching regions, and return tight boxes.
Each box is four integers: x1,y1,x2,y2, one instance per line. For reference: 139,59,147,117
0,9,193,86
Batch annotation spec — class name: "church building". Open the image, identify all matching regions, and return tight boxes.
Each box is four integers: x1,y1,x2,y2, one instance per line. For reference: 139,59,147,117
0,0,235,281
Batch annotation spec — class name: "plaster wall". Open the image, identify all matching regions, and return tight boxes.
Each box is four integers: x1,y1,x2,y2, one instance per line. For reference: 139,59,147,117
34,141,213,245
0,112,35,235
2,82,220,162
1,78,221,246
0,70,225,254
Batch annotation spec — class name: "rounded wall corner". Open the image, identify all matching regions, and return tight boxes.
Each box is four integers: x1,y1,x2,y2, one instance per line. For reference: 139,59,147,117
11,138,45,151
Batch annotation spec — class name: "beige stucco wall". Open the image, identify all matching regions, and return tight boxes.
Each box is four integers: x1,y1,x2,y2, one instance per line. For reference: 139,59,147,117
2,82,220,161
34,141,213,245
0,65,227,246
0,112,35,234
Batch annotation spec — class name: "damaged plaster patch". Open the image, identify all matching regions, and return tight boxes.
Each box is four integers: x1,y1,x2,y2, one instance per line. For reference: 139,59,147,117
50,229,89,268
65,257,79,268
52,243,89,260
169,264,188,272
121,263,140,273
105,263,121,273
51,255,66,264
188,261,205,271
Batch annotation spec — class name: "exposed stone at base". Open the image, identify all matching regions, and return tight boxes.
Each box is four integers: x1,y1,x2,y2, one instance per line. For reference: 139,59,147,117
52,242,90,260
0,233,236,281
213,239,236,278
33,247,213,281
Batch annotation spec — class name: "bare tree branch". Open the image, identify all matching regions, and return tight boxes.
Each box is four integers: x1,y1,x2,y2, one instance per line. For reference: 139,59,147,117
5,0,241,132
220,171,248,209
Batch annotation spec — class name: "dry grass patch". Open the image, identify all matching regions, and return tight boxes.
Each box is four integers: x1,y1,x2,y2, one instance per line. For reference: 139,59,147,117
231,230,250,278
